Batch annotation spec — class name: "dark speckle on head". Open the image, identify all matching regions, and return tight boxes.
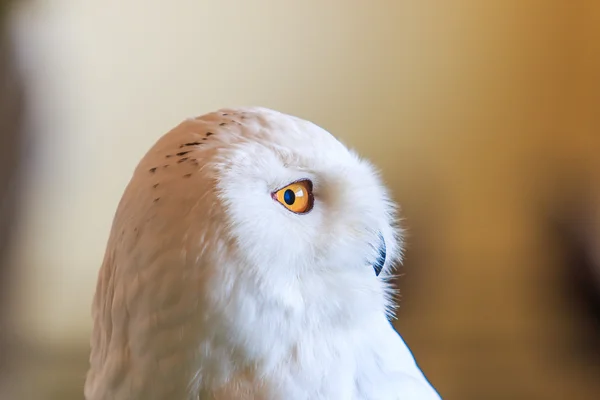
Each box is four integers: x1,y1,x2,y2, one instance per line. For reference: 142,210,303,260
166,154,172,158
219,122,226,126
176,151,191,157
149,167,157,173
177,157,189,164
183,173,192,178
206,132,214,136
180,141,202,148
163,164,170,169
222,113,229,116
153,183,159,188
153,197,160,203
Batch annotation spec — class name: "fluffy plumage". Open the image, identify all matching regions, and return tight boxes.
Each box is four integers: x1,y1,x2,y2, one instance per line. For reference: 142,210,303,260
84,107,440,400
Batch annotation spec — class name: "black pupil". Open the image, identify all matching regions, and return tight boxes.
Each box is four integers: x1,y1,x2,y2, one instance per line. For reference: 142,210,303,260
283,189,295,205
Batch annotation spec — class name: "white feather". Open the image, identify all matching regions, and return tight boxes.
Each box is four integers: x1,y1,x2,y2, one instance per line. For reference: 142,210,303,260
84,107,441,400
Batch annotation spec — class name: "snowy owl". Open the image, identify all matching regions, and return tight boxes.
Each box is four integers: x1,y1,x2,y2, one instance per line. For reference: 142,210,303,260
84,107,441,400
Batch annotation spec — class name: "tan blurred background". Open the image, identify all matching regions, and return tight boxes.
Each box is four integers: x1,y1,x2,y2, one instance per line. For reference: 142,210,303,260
1,0,599,398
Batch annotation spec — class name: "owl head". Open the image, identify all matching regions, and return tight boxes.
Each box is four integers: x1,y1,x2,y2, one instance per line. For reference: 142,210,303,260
86,107,405,399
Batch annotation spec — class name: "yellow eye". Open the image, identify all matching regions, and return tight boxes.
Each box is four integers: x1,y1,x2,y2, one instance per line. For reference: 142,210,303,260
273,179,314,214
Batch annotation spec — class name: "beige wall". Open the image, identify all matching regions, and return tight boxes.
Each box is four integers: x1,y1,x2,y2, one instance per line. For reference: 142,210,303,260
5,0,600,397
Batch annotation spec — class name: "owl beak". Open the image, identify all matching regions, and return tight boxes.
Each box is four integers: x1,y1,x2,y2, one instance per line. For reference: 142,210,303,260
373,232,386,276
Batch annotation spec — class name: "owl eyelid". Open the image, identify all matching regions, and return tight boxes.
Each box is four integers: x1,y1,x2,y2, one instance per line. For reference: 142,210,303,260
272,178,313,193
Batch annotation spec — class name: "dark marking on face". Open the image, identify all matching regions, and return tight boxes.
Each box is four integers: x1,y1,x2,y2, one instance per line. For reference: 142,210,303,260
223,113,229,116
166,154,173,158
206,132,214,136
163,165,170,169
153,197,160,203
149,167,157,173
176,151,191,157
183,173,192,178
219,122,226,126
153,183,159,188
177,157,189,164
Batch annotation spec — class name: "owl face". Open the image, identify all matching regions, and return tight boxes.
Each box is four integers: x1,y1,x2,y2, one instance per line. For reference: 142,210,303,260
211,110,400,282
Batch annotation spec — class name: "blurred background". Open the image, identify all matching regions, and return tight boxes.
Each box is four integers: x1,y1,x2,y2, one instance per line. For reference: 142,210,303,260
1,0,599,398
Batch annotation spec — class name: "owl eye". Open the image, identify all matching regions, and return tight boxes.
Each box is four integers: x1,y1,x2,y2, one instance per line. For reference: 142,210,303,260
273,179,314,214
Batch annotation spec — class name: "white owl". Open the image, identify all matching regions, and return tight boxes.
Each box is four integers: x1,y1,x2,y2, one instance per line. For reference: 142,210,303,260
84,107,441,400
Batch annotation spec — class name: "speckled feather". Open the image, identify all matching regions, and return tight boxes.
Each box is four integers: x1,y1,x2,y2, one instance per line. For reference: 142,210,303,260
84,107,440,400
